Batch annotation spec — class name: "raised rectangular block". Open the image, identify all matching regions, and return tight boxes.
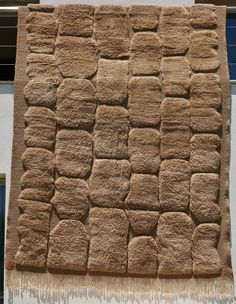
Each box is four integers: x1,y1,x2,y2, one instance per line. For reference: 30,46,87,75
26,54,59,79
160,129,190,159
190,173,221,222
58,4,94,37
192,224,222,276
190,5,217,29
128,128,160,174
15,200,51,269
159,160,191,211
47,220,89,272
189,31,220,72
94,106,129,159
24,77,59,107
26,12,58,54
90,159,130,208
24,107,56,150
127,210,160,235
129,5,161,31
190,134,221,173
190,73,221,108
88,208,128,273
57,79,96,129
159,6,189,55
20,148,54,203
128,236,158,275
191,108,221,132
28,4,54,12
161,98,190,129
158,212,193,277
55,130,93,178
130,32,161,76
51,177,90,221
55,36,98,78
94,5,129,58
128,77,162,127
125,174,160,211
96,59,128,105
161,57,191,97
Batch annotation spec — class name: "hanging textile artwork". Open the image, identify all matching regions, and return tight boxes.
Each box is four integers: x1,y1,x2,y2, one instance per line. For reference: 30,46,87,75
6,4,234,303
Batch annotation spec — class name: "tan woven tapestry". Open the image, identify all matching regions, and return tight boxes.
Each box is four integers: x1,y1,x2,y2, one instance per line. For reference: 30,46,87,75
6,3,234,303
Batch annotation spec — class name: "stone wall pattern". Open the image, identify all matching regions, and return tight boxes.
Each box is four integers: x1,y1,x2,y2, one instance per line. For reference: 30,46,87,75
15,3,225,277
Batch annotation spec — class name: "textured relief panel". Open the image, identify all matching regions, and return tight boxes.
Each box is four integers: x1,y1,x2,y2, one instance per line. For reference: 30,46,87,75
161,57,191,97
190,5,217,29
128,128,160,174
160,98,190,159
47,220,89,272
190,73,221,108
159,6,189,55
125,174,159,210
24,78,59,107
191,108,222,133
192,224,222,276
128,77,162,126
128,236,158,275
58,4,94,37
94,6,129,58
189,31,220,72
88,208,129,273
159,160,191,211
55,36,98,78
20,148,54,203
15,200,51,269
130,32,161,75
55,130,93,178
90,159,130,208
158,212,193,277
190,173,221,222
51,177,90,221
57,79,96,129
94,106,130,159
160,129,191,160
12,4,230,281
190,134,221,173
161,98,190,128
127,210,160,235
96,59,128,105
26,11,58,54
129,5,161,31
26,54,59,79
24,107,56,149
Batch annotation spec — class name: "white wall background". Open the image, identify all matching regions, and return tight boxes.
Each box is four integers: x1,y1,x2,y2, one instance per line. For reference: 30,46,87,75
0,84,14,218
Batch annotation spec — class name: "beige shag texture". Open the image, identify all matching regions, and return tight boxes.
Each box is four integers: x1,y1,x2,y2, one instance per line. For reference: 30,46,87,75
6,4,234,302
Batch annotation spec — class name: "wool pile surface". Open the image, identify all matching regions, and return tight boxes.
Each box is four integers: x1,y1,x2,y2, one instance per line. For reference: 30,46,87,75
6,3,234,303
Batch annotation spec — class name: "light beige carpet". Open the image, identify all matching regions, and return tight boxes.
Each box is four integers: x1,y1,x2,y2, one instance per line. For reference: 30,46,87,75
6,3,234,302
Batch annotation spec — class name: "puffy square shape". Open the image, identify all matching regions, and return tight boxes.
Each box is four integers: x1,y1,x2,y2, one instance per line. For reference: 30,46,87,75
88,208,129,273
96,59,128,105
57,79,96,129
128,77,162,126
55,130,93,178
58,4,94,37
94,106,130,159
90,159,130,208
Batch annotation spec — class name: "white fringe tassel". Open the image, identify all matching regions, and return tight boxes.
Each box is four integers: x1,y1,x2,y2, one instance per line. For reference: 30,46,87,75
6,270,235,304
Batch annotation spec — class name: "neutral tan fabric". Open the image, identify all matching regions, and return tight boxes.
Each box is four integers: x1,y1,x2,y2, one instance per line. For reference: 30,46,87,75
6,4,234,302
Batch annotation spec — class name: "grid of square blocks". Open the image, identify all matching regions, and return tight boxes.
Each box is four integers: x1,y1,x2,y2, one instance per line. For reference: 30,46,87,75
16,3,224,277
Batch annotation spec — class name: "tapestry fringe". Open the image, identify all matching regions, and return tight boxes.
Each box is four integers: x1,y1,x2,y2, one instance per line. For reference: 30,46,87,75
6,270,235,304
